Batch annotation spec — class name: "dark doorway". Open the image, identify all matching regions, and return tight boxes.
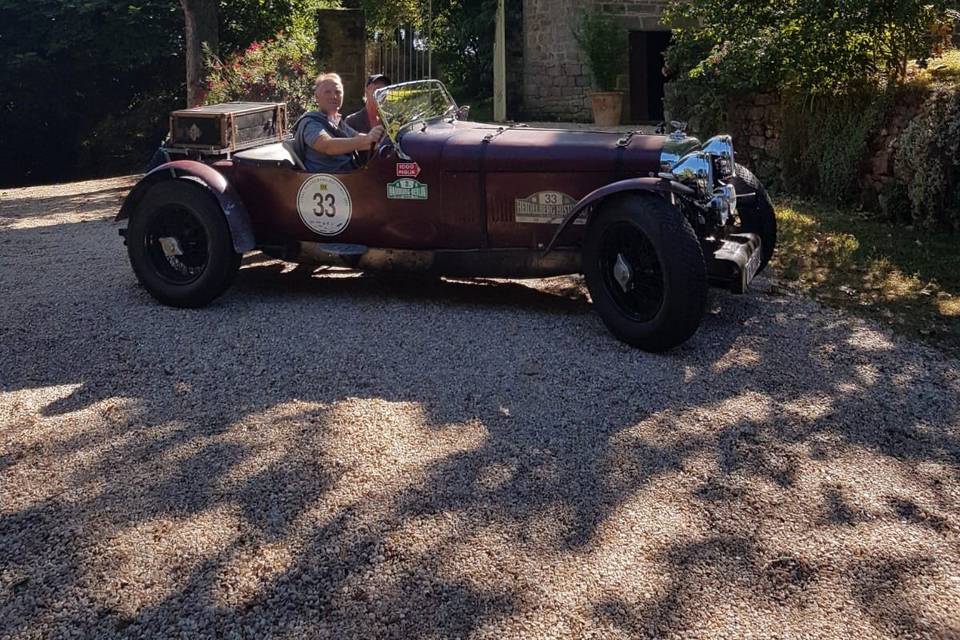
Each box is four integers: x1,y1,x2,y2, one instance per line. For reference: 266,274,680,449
629,30,671,122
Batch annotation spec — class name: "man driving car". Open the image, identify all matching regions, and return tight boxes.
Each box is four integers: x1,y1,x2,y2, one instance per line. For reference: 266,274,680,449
293,72,384,172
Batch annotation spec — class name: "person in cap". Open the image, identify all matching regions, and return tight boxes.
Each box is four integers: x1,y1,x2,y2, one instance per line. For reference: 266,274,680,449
345,74,391,134
293,72,385,173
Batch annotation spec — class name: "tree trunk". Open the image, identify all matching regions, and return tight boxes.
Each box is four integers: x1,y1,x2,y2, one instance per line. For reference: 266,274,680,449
180,0,218,107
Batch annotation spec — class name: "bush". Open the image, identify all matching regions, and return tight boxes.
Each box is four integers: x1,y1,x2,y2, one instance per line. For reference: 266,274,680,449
203,31,319,122
779,92,890,205
574,12,628,91
663,1,958,98
894,84,960,231
662,0,960,223
77,85,183,177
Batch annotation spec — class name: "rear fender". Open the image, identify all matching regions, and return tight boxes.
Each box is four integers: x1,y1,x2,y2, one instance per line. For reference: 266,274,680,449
544,177,695,254
116,160,255,253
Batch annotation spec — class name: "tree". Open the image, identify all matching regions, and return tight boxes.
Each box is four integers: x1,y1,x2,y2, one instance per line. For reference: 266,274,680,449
663,0,959,96
0,0,185,186
180,0,219,107
430,0,521,98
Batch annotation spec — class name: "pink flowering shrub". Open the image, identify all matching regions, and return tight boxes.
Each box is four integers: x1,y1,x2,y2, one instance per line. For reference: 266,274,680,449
203,32,318,122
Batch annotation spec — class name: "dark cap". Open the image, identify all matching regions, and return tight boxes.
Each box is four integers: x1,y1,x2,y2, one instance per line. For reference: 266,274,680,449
366,74,391,87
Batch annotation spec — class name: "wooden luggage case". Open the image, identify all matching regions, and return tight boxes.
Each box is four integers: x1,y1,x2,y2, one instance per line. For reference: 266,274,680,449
169,102,287,153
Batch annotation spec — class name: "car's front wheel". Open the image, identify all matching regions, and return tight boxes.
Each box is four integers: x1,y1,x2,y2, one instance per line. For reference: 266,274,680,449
583,193,707,352
126,180,241,308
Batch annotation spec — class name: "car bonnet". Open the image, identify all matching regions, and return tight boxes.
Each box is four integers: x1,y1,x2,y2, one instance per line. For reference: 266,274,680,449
399,122,666,175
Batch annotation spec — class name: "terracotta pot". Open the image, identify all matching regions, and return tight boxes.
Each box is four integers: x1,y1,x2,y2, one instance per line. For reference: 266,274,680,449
590,91,623,126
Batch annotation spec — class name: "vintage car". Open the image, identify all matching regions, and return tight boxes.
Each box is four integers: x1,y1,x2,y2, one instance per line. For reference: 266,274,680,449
117,80,776,351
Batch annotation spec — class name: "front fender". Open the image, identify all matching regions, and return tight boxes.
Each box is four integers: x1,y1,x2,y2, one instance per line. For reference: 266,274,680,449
544,177,695,254
116,160,255,253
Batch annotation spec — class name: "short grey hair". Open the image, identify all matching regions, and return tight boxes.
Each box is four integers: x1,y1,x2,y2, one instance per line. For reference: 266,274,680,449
314,73,343,93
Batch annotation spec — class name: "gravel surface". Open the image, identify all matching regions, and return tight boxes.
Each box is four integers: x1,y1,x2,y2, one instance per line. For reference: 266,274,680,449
1,175,959,639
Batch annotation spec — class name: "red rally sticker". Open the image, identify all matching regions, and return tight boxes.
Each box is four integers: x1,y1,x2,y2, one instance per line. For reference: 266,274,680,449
396,162,421,178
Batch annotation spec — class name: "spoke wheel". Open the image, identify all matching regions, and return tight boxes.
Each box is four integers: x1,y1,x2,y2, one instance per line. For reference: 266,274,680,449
144,204,210,285
126,180,241,308
598,222,664,323
583,193,707,352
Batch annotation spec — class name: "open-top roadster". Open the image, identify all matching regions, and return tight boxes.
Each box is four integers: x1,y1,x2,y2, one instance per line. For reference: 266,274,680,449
117,80,776,351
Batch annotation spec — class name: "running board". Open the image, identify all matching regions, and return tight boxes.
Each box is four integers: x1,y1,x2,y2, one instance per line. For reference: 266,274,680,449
707,233,763,294
269,242,581,278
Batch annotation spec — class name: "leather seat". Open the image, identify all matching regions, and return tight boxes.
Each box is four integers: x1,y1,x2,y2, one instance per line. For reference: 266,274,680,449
232,141,305,170
281,138,306,170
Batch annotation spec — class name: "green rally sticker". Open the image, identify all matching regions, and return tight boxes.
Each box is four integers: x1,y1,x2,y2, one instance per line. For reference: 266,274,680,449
387,178,428,200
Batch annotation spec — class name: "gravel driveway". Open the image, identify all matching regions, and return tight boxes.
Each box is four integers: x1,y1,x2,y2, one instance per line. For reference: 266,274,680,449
1,176,959,639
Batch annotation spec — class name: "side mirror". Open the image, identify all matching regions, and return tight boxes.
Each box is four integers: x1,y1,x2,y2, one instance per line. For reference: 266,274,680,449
456,105,471,121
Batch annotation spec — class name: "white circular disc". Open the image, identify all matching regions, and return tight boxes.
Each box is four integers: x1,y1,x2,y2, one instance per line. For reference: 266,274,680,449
296,174,353,236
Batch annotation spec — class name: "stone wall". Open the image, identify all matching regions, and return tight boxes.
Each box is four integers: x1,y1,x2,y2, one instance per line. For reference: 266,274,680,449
861,94,926,206
521,0,670,121
713,90,927,206
726,94,783,183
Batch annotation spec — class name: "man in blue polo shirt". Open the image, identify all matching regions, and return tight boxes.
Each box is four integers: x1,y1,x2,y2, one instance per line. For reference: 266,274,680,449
294,72,384,173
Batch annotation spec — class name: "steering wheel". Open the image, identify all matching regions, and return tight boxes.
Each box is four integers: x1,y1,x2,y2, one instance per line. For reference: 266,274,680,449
375,133,395,159
351,131,393,169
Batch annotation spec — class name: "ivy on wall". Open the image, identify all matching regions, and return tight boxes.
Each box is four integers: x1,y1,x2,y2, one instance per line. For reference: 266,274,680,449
894,85,960,231
779,93,891,205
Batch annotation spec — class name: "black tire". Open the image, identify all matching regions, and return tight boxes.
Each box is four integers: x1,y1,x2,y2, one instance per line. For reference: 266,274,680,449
126,180,242,308
583,193,707,352
732,163,777,273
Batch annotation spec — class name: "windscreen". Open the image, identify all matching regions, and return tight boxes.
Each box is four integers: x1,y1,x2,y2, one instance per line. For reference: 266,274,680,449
374,80,457,142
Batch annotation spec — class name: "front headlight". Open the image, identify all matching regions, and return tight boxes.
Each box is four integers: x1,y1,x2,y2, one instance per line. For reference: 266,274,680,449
670,151,714,195
660,131,701,173
702,135,735,179
709,182,737,225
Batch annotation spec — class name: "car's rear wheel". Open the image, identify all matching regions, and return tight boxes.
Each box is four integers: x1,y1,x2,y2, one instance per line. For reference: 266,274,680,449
127,180,241,307
732,163,777,273
583,193,707,351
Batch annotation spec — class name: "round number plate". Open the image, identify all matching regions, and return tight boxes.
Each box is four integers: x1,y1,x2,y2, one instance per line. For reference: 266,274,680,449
296,174,353,236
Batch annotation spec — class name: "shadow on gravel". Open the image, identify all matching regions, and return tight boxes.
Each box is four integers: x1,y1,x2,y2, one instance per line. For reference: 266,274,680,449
0,182,133,227
1,195,959,638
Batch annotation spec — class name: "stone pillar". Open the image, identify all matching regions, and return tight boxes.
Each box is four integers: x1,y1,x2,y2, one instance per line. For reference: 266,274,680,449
316,9,367,114
522,0,594,121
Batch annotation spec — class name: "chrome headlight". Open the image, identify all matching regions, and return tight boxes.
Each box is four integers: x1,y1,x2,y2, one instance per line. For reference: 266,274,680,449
709,182,737,225
702,135,735,179
670,151,714,195
659,130,701,173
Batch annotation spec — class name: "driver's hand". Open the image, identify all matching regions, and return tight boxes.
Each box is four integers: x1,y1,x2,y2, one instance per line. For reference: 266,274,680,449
368,125,385,142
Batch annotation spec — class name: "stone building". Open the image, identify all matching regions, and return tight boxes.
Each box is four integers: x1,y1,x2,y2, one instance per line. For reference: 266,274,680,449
521,0,672,122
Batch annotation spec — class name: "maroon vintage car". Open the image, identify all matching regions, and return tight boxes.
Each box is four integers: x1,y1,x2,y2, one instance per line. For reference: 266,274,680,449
117,80,776,351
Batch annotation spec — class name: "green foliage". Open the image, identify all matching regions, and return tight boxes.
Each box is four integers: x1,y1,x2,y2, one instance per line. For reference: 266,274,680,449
203,32,320,121
574,12,628,91
663,0,958,97
894,84,960,231
0,0,184,186
431,0,495,97
221,0,339,53
779,92,890,204
663,0,960,224
0,0,336,186
429,0,521,99
352,0,425,33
